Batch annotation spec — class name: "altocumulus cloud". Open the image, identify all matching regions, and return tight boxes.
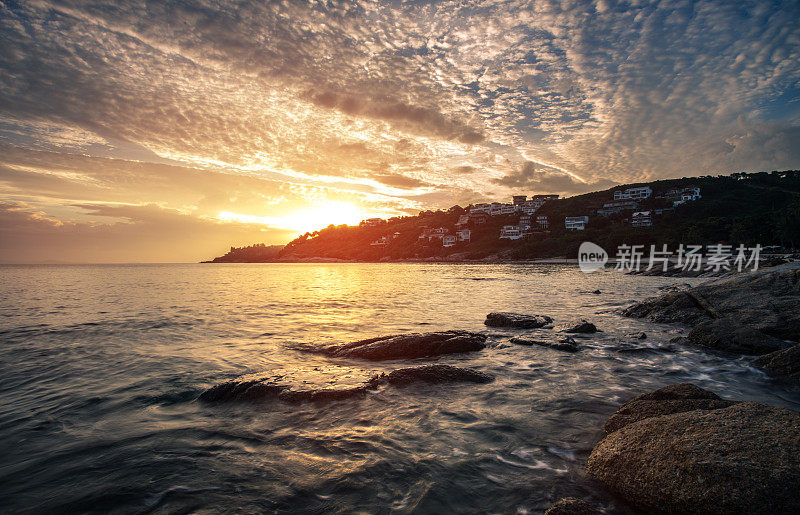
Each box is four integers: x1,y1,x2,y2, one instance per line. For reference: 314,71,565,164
0,0,799,261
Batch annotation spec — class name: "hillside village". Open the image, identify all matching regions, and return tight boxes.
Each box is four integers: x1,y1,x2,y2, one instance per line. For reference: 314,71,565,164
207,170,800,262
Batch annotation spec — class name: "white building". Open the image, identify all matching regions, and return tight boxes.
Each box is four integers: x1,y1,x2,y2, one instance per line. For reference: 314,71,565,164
455,214,470,227
361,217,385,227
456,228,471,242
614,186,652,200
667,186,701,206
470,203,492,214
536,215,549,229
565,216,589,230
499,225,524,240
631,211,653,227
442,235,457,247
597,200,638,217
370,236,389,246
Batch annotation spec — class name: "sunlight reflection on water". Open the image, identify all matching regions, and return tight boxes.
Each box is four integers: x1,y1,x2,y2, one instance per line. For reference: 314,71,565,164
0,263,798,513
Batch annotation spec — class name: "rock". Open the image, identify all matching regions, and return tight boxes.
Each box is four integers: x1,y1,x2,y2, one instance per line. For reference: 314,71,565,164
198,379,286,402
371,364,494,386
592,289,602,294
200,365,493,405
484,312,553,328
588,392,800,514
509,336,579,352
622,267,800,342
753,344,800,386
686,318,787,355
626,331,647,339
311,330,487,360
199,379,370,404
602,383,736,434
562,320,598,333
544,497,602,515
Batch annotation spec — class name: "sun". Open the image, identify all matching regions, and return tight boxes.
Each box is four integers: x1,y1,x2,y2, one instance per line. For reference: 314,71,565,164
218,201,375,234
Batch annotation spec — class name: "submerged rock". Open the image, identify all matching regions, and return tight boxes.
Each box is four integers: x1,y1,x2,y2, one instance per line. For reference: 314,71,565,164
686,318,786,355
587,384,800,514
198,379,286,402
311,330,487,361
544,498,602,515
509,336,579,352
622,267,800,344
198,378,369,404
562,320,598,333
753,344,800,386
484,312,553,329
372,364,494,386
200,365,493,405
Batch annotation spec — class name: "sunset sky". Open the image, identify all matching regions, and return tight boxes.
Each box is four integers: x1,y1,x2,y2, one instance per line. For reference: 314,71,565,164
1,0,799,263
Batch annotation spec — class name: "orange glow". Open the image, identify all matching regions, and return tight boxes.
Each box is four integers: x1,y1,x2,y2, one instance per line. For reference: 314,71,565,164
218,201,376,233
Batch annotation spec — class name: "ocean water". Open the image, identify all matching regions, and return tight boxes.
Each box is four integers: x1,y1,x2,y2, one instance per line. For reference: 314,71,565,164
1,263,798,513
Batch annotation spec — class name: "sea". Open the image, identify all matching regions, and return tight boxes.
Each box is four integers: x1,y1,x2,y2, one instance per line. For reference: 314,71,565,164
1,263,798,513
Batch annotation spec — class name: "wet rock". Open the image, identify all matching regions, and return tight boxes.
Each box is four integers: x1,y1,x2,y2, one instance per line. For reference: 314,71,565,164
372,364,494,386
622,267,800,342
591,289,602,294
312,330,487,361
626,331,647,339
544,497,602,515
484,312,553,329
562,320,598,333
200,365,493,405
603,383,735,434
198,379,370,404
753,344,800,386
686,318,787,355
509,336,579,352
588,388,800,514
198,379,286,402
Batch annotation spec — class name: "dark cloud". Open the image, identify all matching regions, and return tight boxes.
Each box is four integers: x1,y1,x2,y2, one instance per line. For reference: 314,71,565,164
492,161,615,194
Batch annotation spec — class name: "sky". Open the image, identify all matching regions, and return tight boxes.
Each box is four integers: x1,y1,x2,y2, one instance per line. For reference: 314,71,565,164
1,0,799,263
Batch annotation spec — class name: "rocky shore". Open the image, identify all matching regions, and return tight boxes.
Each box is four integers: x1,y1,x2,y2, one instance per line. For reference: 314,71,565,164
199,264,800,513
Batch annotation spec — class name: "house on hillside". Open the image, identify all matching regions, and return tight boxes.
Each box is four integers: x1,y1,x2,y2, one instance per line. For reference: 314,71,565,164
536,215,549,229
361,218,385,227
442,235,457,247
370,236,389,246
665,186,701,206
513,195,527,206
470,203,492,214
470,213,488,224
456,214,470,227
631,211,653,227
614,186,652,200
519,215,532,229
456,228,471,242
565,216,589,230
597,200,638,217
499,225,524,240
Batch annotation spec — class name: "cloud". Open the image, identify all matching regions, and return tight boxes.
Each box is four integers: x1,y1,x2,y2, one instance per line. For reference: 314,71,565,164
0,0,799,262
492,161,615,194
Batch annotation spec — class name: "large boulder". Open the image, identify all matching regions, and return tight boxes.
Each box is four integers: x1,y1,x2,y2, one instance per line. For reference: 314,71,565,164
484,312,553,328
587,384,800,514
753,344,800,386
311,331,487,360
686,318,787,355
602,383,735,434
622,267,800,351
